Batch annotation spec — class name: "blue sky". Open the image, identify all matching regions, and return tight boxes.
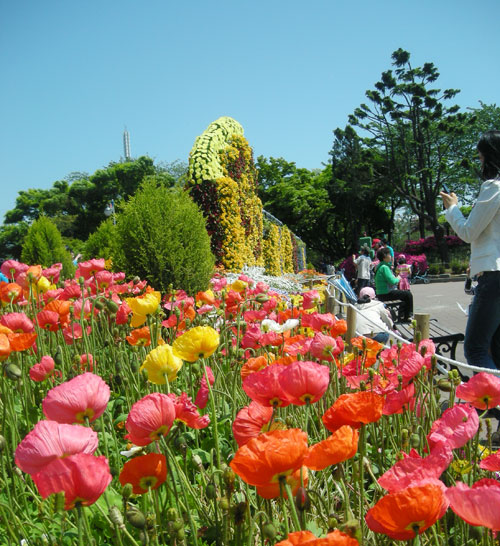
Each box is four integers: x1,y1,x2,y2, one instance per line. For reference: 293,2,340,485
1,0,499,223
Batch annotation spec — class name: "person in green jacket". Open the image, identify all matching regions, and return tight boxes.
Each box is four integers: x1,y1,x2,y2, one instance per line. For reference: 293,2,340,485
374,247,413,322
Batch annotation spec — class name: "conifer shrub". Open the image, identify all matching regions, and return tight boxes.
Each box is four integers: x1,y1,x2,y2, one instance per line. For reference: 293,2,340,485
21,216,75,278
84,218,116,262
113,180,215,294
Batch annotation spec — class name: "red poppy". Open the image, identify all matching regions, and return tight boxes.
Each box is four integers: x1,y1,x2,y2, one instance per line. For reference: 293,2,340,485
242,365,291,408
304,426,359,470
446,479,500,531
230,429,308,487
322,391,384,432
232,401,274,447
365,483,447,540
383,383,416,415
32,453,112,510
455,372,500,410
279,360,330,406
119,453,167,494
479,452,500,471
37,310,60,332
301,312,335,332
194,366,215,409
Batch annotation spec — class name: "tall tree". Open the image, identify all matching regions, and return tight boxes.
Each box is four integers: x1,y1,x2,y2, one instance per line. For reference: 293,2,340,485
349,49,474,261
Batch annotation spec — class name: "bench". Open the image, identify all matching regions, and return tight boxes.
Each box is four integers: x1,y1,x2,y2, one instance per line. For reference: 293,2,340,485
384,301,406,324
394,318,464,361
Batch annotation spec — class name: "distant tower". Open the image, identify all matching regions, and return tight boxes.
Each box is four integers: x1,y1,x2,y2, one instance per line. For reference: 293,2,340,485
123,128,131,160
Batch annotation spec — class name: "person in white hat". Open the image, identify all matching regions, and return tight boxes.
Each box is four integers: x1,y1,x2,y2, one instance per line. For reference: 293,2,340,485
355,287,394,344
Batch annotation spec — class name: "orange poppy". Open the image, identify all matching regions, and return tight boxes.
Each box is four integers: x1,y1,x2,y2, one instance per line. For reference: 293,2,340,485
8,332,37,352
350,336,383,367
126,326,152,347
0,333,11,361
366,483,447,540
230,429,308,487
276,529,359,545
256,467,308,499
0,282,23,304
272,355,295,366
119,453,167,494
330,318,347,337
240,355,269,379
322,391,384,432
44,300,71,328
304,426,359,470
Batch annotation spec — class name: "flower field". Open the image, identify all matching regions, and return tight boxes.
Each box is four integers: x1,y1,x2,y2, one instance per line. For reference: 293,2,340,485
1,259,500,545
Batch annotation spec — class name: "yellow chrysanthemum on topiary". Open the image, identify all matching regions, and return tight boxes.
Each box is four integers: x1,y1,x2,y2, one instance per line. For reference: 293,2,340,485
140,344,184,384
172,326,220,362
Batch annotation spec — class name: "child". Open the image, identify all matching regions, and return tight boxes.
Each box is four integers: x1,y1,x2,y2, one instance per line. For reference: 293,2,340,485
352,245,372,295
396,255,412,291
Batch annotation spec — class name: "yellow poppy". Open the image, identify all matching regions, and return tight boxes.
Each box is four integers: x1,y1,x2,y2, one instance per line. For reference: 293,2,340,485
126,291,161,327
140,344,183,384
172,326,220,362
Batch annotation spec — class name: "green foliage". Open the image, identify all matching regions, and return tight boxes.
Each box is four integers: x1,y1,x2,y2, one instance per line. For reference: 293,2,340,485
450,260,467,274
0,221,29,260
113,180,215,294
83,218,116,261
21,216,75,278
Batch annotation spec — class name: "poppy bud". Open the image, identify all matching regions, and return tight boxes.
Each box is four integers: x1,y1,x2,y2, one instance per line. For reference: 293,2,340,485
191,362,201,375
420,345,427,357
192,454,203,469
78,276,85,286
410,433,420,448
359,380,366,391
5,363,22,381
94,298,105,310
109,506,125,528
171,519,184,531
341,519,362,541
415,331,422,347
401,428,409,443
206,482,217,500
255,294,269,303
166,508,178,521
437,379,452,392
121,483,133,499
327,515,339,530
133,276,141,284
174,434,188,452
285,416,294,427
223,466,235,488
0,435,6,453
53,346,63,366
54,492,65,513
126,507,147,529
174,307,181,317
106,300,119,313
295,486,310,511
219,498,229,511
176,527,185,541
262,522,277,540
232,501,247,525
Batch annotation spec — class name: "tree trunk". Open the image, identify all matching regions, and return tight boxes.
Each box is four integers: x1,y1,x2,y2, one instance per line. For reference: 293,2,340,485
432,222,449,264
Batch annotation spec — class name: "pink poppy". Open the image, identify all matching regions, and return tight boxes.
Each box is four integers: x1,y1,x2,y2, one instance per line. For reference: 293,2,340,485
300,312,335,332
76,259,106,280
233,402,274,447
116,301,132,325
42,373,110,424
446,480,500,531
479,452,500,471
42,263,62,284
60,282,84,301
78,353,95,373
383,383,416,415
125,393,176,446
302,290,320,310
309,332,339,362
62,322,92,344
242,365,291,408
15,420,98,475
1,259,28,281
240,325,263,349
427,403,479,451
394,351,425,383
36,310,60,332
378,444,453,493
72,299,97,320
94,270,113,290
0,312,34,333
279,360,330,406
29,355,58,382
455,372,500,410
33,453,111,510
194,366,215,409
243,310,268,323
168,392,210,429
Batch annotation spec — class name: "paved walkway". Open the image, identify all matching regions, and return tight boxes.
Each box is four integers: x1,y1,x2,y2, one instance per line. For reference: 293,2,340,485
411,280,470,363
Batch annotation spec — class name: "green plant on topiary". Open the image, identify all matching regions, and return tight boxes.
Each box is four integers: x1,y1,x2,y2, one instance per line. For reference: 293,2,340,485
21,216,75,279
84,218,116,262
113,179,215,294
